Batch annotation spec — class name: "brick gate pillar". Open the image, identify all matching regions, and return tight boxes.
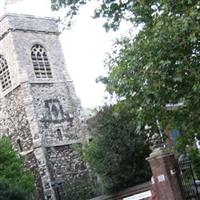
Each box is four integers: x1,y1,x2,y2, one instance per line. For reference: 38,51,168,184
147,147,183,200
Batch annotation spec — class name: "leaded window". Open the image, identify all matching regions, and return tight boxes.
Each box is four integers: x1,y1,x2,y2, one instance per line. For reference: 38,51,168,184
31,44,52,79
0,55,12,91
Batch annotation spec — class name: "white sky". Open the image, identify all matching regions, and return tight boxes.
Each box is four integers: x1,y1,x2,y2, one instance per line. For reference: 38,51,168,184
0,0,134,108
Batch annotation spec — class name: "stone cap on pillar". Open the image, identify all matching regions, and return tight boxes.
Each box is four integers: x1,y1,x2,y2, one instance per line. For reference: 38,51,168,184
146,147,173,161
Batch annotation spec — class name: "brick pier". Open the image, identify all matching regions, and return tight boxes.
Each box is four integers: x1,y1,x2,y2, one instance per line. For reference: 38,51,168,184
147,148,183,200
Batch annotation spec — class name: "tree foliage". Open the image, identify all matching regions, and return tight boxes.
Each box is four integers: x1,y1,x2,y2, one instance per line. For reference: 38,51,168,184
51,0,200,31
52,0,200,151
188,149,200,179
0,137,34,197
52,0,200,183
51,0,135,30
83,105,151,192
0,181,31,200
101,1,200,152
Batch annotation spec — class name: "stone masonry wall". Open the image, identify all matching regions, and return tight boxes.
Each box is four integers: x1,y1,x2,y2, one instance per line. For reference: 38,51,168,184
0,86,45,199
46,145,89,182
0,86,33,152
0,13,91,200
25,151,45,200
30,82,88,146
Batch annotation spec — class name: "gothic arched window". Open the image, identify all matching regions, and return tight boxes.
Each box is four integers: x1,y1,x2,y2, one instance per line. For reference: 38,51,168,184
0,55,12,91
31,44,52,79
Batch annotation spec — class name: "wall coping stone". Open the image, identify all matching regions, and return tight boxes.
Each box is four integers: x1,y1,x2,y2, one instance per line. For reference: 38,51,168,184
146,147,173,161
90,182,151,200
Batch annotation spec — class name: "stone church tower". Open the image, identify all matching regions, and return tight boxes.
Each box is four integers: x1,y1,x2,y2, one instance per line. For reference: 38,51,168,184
0,4,90,200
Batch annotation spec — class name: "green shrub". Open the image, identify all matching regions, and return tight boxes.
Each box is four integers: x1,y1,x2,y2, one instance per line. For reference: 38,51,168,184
83,105,151,193
0,181,32,200
0,136,34,197
189,149,200,179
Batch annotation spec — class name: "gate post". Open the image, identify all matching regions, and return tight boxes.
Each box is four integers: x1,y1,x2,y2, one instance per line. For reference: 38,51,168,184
147,147,183,200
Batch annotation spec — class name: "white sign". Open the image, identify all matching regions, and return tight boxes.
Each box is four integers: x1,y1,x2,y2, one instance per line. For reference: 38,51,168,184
151,177,155,184
157,174,165,182
123,191,152,200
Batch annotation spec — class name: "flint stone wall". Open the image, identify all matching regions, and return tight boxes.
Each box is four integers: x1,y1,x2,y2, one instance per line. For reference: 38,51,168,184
46,145,88,182
0,13,91,200
0,86,45,199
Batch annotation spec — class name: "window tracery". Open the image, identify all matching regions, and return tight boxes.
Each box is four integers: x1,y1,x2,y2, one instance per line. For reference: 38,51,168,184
31,44,52,79
0,55,12,91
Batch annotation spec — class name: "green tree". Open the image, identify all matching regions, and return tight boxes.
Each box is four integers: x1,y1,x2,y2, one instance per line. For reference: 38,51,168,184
52,0,200,177
51,0,135,30
51,0,200,151
83,105,151,193
0,136,34,198
0,181,31,200
188,149,200,179
100,1,200,152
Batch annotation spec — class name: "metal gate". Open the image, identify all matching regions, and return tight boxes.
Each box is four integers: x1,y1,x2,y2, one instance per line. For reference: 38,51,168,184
177,154,200,200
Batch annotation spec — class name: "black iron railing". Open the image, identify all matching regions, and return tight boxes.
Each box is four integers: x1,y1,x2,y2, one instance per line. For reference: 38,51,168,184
177,154,200,200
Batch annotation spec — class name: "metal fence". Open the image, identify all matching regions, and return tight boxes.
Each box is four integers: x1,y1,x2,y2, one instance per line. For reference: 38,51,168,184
177,154,200,200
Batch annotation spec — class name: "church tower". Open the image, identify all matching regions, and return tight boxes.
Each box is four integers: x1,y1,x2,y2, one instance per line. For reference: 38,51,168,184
0,10,90,200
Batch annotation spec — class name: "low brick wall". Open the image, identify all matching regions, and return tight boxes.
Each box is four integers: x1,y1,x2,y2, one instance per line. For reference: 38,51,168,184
91,182,151,200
